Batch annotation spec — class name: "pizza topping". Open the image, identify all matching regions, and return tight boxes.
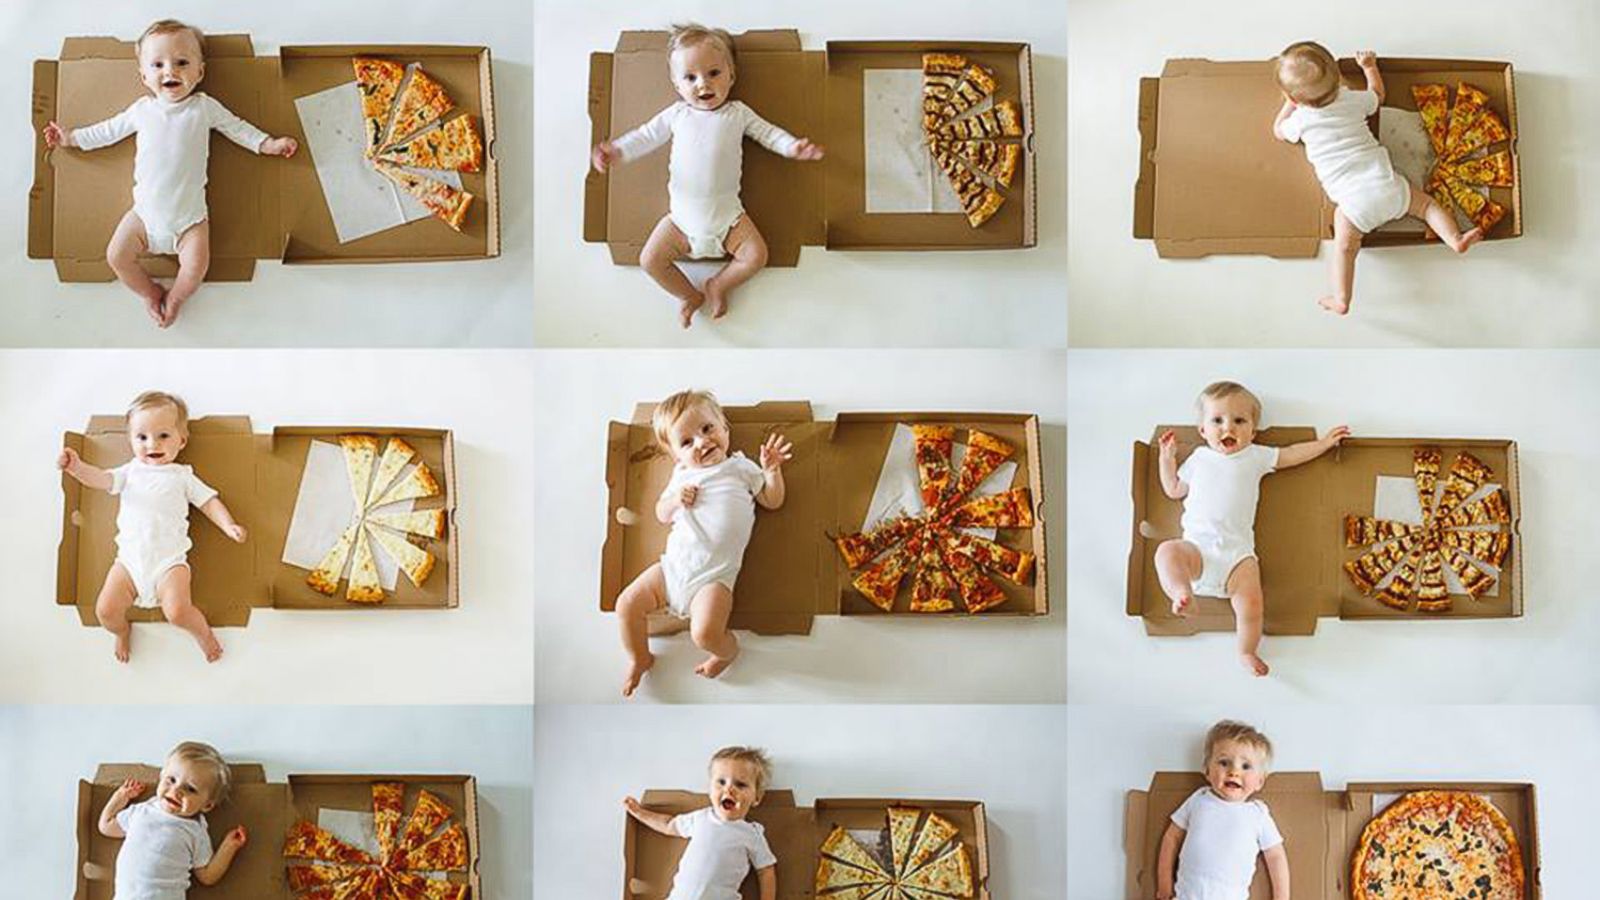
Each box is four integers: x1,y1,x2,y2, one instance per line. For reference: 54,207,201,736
288,784,469,898
921,54,1024,229
374,160,475,233
1351,790,1524,900
385,68,455,150
816,807,978,898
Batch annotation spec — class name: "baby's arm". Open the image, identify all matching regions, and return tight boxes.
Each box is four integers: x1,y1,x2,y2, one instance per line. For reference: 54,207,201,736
741,105,824,161
199,497,248,543
756,432,793,510
203,96,296,158
1356,51,1384,104
1274,425,1350,470
50,103,139,152
1156,430,1188,500
595,105,678,172
757,864,777,900
1154,821,1184,899
657,481,697,523
194,826,247,886
97,778,144,839
58,447,114,492
623,796,680,837
1264,842,1291,900
1272,98,1297,142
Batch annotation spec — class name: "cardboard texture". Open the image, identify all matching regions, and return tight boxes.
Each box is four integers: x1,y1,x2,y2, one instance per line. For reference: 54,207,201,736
1134,57,1520,257
600,403,1049,635
58,416,458,626
1126,430,1522,635
31,36,500,282
74,764,480,900
586,31,1037,266
624,791,989,900
1124,773,1542,900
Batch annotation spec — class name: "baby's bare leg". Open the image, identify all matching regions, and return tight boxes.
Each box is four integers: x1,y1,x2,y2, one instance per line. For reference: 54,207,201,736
616,563,668,697
94,564,138,663
688,583,738,679
1227,558,1268,677
155,565,222,663
1153,539,1202,617
105,210,165,326
1320,209,1362,316
704,215,769,319
1408,185,1482,254
161,221,211,328
638,216,704,328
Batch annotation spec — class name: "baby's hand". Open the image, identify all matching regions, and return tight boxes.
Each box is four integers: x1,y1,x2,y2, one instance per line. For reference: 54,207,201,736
1355,50,1378,69
760,432,794,472
679,484,699,508
592,140,621,173
1155,887,1176,900
221,825,247,850
43,121,73,149
1322,424,1351,447
261,136,298,158
791,138,825,161
1158,429,1178,459
623,796,644,817
225,523,248,543
114,778,146,802
58,447,80,471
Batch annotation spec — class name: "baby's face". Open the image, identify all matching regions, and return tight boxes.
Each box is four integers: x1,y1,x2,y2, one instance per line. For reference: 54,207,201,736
1205,739,1268,803
156,756,217,818
707,758,763,822
127,404,187,466
665,403,730,469
1198,395,1257,455
670,41,734,111
139,29,205,102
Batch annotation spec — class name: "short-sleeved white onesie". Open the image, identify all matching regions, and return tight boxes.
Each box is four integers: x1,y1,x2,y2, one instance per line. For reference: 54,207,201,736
113,797,215,900
1177,444,1279,597
109,460,219,605
659,452,767,616
1171,786,1284,900
665,806,777,900
1279,87,1412,233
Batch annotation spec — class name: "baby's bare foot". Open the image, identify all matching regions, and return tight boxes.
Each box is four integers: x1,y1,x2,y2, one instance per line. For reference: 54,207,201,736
1318,295,1350,315
1240,652,1269,677
1453,227,1484,254
143,288,166,327
194,628,222,663
678,292,705,329
161,292,189,328
694,653,736,680
1170,592,1193,618
113,630,131,663
704,274,729,319
622,654,655,697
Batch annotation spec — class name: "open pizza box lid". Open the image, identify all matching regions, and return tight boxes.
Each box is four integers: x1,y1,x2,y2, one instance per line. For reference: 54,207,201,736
599,402,1048,636
1132,57,1520,258
1126,429,1522,635
623,790,989,900
31,35,500,282
57,415,459,627
584,30,1037,267
74,765,480,900
1124,772,1542,900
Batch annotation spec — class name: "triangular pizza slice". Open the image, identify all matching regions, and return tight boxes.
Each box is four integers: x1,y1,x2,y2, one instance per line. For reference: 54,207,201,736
376,114,484,173
904,812,961,873
282,820,376,865
851,532,924,611
835,515,924,569
1414,549,1451,612
927,63,998,130
1411,83,1450,157
372,459,443,508
1342,514,1424,549
901,844,974,896
909,541,958,613
1443,547,1497,599
947,486,1033,528
1441,174,1506,233
385,67,455,149
934,100,1023,140
1435,451,1498,519
287,863,365,892
940,528,1034,584
941,139,1021,188
395,790,453,857
912,425,957,510
367,508,448,541
345,524,385,604
368,438,418,513
1443,528,1511,569
374,160,474,233
396,822,468,872
819,825,892,878
353,57,405,158
368,523,438,587
373,782,406,865
307,521,361,595
938,430,1015,512
1412,447,1441,522
338,435,381,511
888,806,921,877
1442,489,1511,528
1373,546,1423,610
816,855,893,892
1342,532,1417,595
937,536,1008,613
387,870,469,900
1439,148,1513,187
922,53,969,128
1442,83,1508,162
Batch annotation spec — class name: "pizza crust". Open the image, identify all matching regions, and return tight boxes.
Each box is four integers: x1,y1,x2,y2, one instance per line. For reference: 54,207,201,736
368,522,438,587
345,525,386,604
308,521,361,596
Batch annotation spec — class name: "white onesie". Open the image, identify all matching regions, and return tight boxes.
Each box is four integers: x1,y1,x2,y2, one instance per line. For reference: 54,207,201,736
114,797,215,900
72,92,270,254
1280,87,1412,233
109,460,218,606
666,806,777,900
1171,787,1283,900
613,100,802,259
659,452,767,617
1177,444,1279,597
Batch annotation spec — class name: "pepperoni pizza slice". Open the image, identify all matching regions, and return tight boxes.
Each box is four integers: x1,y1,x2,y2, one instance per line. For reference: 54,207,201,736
946,486,1034,528
282,821,376,866
1411,83,1450,157
938,430,1016,514
912,425,956,509
835,515,925,569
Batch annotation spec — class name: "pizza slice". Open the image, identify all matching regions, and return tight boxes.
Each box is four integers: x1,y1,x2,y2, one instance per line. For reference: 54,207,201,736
851,532,923,611
1442,528,1510,568
835,515,925,569
820,825,892,878
1442,489,1511,528
1414,549,1451,612
339,435,381,511
282,820,376,865
921,53,969,124
912,425,957,510
343,868,385,900
385,67,455,149
1342,514,1424,549
1410,83,1450,157
1441,82,1489,159
373,782,406,864
1443,85,1509,163
947,486,1033,528
297,882,358,900
938,430,1015,512
1425,168,1455,216
1441,546,1497,600
946,139,1021,188
368,438,419,512
928,63,998,129
1373,546,1422,610
374,160,474,233
1412,447,1442,521
1439,148,1513,187
353,57,406,158
287,863,365,891
819,886,892,900
937,537,1008,613
887,806,921,877
1343,532,1417,594
368,523,438,587
396,822,468,872
372,459,443,508
376,115,484,173
904,811,961,873
898,887,958,900
1435,451,1498,518
935,100,1023,140
386,870,469,900
1441,174,1506,233
816,855,892,892
940,528,1034,584
909,541,958,613
367,508,448,541
900,844,975,897
307,520,361,595
395,790,454,857
345,525,386,604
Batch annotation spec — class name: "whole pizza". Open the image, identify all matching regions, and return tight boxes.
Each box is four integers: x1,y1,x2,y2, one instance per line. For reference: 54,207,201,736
1351,790,1524,900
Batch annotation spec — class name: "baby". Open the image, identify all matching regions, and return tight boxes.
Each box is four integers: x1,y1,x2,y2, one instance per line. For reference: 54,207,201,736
42,19,298,328
1155,381,1347,676
1156,721,1288,900
1272,42,1481,315
591,23,825,327
616,390,792,696
57,391,247,663
624,746,778,900
98,741,248,900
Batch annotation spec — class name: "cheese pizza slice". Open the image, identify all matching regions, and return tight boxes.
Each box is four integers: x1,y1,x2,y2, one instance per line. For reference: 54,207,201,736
1443,85,1509,163
947,486,1033,528
1414,550,1451,611
282,821,376,865
939,430,1015,512
963,188,1005,228
1443,547,1497,599
1440,148,1513,187
368,523,438,587
1412,447,1442,521
940,528,1034,584
1373,546,1422,610
367,508,448,541
1441,82,1489,159
1343,532,1417,594
368,438,419,512
904,812,961,874
1411,83,1450,157
1435,451,1498,518
353,57,405,158
307,521,361,595
888,807,921,876
339,435,381,510
386,67,455,149
816,855,892,892
901,844,974,896
1441,489,1511,528
396,790,454,856
386,870,469,900
922,53,969,126
912,425,957,510
1441,174,1506,233
820,886,891,900
345,525,385,604
374,160,475,233
287,863,365,892
373,782,406,864
372,459,443,508
820,825,892,878
376,114,484,173
851,533,923,611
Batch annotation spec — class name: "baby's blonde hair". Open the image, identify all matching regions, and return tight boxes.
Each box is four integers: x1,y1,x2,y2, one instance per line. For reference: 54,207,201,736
1205,720,1274,768
127,391,191,435
137,19,205,60
652,390,727,451
1196,381,1262,426
710,745,772,793
668,23,736,74
168,740,231,804
1276,41,1340,107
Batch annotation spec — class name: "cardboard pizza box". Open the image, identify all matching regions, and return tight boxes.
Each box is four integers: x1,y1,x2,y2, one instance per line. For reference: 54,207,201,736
585,30,1038,266
600,402,1049,635
1133,57,1520,257
30,36,500,283
73,764,480,900
1124,772,1542,899
57,416,459,627
623,790,990,900
1126,430,1523,635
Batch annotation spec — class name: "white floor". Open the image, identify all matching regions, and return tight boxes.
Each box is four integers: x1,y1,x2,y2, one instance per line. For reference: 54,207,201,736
0,0,535,347
532,350,1068,703
1068,0,1600,346
532,0,1069,347
1067,703,1600,898
534,704,1067,900
0,704,533,900
0,350,535,704
1067,350,1600,704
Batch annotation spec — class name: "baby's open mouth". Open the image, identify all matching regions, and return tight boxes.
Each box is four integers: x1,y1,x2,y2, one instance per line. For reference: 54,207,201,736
163,79,182,89
698,92,716,102
1225,779,1243,790
720,797,737,811
1221,436,1237,449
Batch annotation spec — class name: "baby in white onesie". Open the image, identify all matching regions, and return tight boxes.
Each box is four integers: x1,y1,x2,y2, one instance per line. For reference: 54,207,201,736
1272,42,1482,316
1157,721,1288,900
99,741,247,900
591,23,825,328
1155,381,1347,676
615,390,792,697
58,391,247,663
625,747,778,900
43,19,298,328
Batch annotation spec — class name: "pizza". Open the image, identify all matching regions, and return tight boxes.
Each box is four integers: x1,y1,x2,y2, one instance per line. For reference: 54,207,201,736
925,63,998,130
289,863,366,891
887,807,920,875
936,140,1021,188
836,515,926,569
395,823,468,872
283,821,376,865
912,425,956,509
1442,490,1511,528
900,845,973,896
367,508,448,540
904,812,960,873
934,101,1024,140
373,782,406,864
396,790,454,856
372,459,443,507
1351,791,1524,900
816,855,892,892
937,537,1008,613
1414,550,1450,611
1442,149,1513,187
1443,547,1496,598
284,784,470,900
909,542,957,613
1441,175,1506,232
1436,452,1497,517
852,533,924,612
386,870,469,900
340,435,381,510
354,58,406,158
374,160,474,232
1412,448,1441,520
345,525,386,604
820,886,891,900
308,521,361,595
367,523,438,587
306,436,445,604
369,439,419,511
939,429,1015,514
376,115,484,173
920,52,1024,229
1343,533,1419,594
930,146,1005,228
820,826,892,878
1343,514,1423,548
1410,84,1450,156
334,869,385,900
1373,546,1422,610
941,528,1035,583
1414,82,1513,234
948,486,1034,528
385,68,455,149
815,808,977,899
1443,528,1510,569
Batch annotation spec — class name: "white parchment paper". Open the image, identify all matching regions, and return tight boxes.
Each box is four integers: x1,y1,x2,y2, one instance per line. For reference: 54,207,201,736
861,69,964,214
319,808,379,855
282,440,414,589
1371,474,1501,596
860,424,1018,540
1375,108,1429,234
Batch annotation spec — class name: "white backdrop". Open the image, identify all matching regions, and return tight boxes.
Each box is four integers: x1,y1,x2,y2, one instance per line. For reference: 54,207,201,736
532,0,1069,347
533,704,1067,900
1068,0,1600,347
0,350,535,704
0,704,533,900
1067,350,1600,704
1066,703,1600,898
0,0,534,347
532,350,1068,704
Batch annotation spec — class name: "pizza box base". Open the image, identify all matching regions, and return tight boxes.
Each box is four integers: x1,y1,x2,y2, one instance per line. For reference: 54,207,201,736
599,402,1049,637
624,790,990,900
57,415,459,628
73,764,480,900
1133,57,1520,258
585,30,1037,267
1126,429,1522,636
30,35,501,283
1124,772,1541,900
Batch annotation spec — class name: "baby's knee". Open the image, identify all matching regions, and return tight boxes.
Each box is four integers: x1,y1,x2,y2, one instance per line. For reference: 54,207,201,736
106,235,137,268
689,618,724,649
740,235,769,268
94,593,126,621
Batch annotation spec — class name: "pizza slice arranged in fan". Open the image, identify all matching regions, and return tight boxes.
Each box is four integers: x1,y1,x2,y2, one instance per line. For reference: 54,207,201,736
1412,82,1514,233
920,53,1026,229
283,784,470,900
815,807,977,898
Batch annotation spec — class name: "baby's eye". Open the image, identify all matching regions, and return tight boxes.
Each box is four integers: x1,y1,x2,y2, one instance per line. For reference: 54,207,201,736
709,69,721,77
